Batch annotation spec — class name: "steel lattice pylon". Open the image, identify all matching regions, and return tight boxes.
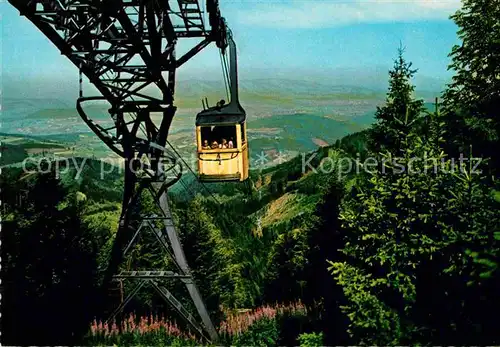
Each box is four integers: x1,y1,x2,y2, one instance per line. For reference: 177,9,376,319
8,0,230,341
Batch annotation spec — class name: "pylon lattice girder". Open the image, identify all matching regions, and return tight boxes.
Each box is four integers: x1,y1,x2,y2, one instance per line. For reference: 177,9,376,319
8,0,228,342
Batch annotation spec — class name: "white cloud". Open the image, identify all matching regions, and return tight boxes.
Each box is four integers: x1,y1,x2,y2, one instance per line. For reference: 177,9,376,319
234,0,461,29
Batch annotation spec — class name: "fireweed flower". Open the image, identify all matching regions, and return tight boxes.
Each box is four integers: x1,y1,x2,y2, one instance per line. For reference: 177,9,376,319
89,302,305,343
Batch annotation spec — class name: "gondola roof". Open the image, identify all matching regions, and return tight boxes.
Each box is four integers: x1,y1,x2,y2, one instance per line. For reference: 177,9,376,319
195,104,246,126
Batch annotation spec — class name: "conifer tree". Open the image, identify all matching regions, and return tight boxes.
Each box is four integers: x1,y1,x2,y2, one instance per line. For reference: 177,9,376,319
2,170,101,345
329,62,500,344
369,46,425,155
443,0,500,173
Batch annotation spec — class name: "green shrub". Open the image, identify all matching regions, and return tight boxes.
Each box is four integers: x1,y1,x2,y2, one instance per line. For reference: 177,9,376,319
231,317,279,346
298,332,324,346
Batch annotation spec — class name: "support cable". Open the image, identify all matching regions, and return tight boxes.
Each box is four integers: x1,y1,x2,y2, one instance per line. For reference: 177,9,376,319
219,51,230,102
222,51,231,97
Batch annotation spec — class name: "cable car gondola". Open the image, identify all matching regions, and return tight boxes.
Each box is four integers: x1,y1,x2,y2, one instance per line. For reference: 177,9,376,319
196,34,249,182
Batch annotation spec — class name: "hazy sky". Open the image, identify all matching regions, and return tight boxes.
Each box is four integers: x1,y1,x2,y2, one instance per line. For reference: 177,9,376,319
1,0,461,86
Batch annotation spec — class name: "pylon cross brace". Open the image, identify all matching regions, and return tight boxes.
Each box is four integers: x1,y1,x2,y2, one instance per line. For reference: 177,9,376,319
107,177,218,342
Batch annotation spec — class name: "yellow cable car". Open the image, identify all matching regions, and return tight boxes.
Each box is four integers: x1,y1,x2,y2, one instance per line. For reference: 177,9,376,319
196,104,248,182
195,35,249,182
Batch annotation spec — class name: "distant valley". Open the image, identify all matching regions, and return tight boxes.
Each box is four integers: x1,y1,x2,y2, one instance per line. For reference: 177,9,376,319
1,78,442,168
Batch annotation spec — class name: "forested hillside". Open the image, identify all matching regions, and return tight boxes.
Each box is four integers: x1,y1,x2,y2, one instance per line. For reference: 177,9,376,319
2,0,500,345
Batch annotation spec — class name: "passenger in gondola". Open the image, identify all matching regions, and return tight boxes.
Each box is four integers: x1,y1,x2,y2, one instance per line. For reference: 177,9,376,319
211,140,219,149
220,138,228,149
228,137,234,149
202,140,210,150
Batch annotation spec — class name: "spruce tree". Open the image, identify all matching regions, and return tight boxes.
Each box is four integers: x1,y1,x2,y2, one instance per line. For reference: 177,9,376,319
369,46,425,155
443,0,500,174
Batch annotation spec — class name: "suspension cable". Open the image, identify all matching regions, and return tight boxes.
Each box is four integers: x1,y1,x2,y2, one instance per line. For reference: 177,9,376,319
165,140,221,205
178,176,196,199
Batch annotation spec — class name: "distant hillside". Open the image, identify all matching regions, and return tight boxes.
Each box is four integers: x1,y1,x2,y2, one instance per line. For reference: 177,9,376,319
248,113,363,155
0,134,70,166
177,78,382,97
